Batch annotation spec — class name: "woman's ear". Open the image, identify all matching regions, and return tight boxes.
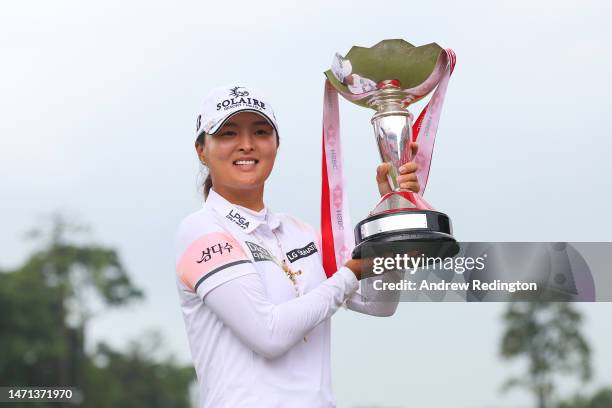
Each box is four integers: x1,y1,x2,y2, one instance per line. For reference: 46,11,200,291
195,141,207,165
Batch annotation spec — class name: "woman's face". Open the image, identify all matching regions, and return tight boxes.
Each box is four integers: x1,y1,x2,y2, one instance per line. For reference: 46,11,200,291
197,111,278,195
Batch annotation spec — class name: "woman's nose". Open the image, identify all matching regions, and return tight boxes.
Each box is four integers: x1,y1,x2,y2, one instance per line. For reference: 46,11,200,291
237,132,255,151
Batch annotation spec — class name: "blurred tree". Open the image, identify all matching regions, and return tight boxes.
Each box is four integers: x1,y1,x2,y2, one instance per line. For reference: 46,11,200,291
500,302,591,408
0,255,65,388
0,214,195,407
0,213,143,390
83,337,195,407
557,388,612,408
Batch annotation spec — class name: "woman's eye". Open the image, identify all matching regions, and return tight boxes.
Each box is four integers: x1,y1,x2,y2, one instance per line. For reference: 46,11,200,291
255,129,271,136
219,131,236,137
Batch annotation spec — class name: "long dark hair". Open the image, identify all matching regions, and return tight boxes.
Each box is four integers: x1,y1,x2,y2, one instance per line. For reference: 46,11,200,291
195,131,280,200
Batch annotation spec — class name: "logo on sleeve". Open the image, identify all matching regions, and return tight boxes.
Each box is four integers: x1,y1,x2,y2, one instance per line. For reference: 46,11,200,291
286,242,318,263
176,232,249,292
245,241,274,262
226,209,250,230
197,241,234,263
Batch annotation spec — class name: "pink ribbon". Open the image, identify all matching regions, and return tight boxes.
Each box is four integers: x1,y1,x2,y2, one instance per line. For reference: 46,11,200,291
321,80,354,277
412,49,456,196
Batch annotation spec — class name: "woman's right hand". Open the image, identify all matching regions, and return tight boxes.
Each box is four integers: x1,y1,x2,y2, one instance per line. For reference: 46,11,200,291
344,258,372,281
376,142,420,196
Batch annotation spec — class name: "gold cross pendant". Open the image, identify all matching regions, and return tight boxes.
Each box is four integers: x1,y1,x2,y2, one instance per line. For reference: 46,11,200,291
281,260,306,341
281,260,302,285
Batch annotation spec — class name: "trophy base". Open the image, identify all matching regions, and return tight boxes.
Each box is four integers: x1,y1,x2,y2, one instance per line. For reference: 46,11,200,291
351,192,459,260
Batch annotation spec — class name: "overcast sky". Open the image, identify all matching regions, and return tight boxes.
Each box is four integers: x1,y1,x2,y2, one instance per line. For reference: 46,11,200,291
1,0,611,406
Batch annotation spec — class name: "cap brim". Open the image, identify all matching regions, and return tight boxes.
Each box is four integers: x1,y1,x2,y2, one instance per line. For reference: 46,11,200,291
208,109,279,137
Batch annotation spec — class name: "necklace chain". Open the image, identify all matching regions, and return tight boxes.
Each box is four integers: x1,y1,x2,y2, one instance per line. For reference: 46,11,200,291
256,229,302,297
268,229,306,342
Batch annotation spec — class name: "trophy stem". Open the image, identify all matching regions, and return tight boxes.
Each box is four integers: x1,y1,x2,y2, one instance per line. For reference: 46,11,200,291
366,82,416,192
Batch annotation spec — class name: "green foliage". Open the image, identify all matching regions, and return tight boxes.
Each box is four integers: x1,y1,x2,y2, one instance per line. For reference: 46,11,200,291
0,263,66,386
0,215,195,407
500,302,591,408
557,388,612,408
83,342,195,408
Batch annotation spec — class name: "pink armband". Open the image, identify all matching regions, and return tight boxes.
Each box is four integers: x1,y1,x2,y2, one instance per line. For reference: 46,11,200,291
177,232,249,291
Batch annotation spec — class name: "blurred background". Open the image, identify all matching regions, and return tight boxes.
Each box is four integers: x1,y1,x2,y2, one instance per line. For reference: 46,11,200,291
1,0,611,407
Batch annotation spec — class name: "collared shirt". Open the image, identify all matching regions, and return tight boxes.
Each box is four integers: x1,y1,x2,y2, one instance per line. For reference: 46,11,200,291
174,189,360,408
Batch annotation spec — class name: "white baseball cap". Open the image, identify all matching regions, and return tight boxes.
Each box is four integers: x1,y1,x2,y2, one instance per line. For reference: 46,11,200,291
195,84,279,140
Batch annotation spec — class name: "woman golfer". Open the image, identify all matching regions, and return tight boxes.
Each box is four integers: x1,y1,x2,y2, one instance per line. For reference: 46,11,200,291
175,84,420,408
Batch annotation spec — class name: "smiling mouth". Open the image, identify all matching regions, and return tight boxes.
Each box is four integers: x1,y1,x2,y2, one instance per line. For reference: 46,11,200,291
233,159,259,166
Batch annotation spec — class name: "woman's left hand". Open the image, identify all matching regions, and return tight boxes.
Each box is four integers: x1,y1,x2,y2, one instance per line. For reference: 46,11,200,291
376,142,420,196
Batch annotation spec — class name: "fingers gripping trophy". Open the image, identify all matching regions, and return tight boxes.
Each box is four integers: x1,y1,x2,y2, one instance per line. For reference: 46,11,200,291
320,39,459,274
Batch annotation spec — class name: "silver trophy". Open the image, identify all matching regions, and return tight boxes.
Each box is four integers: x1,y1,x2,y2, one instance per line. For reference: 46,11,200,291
325,39,458,258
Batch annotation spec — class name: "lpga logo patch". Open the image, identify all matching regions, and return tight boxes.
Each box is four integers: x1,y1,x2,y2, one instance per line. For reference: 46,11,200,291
226,209,250,230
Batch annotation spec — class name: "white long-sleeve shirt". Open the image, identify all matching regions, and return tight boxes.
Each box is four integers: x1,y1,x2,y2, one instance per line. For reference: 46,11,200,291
175,189,402,408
